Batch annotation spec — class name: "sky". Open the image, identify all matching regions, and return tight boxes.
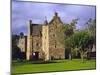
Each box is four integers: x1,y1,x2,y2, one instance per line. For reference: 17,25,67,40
12,0,96,35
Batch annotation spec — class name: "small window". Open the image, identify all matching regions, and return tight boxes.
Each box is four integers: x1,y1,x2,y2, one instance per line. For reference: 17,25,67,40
55,45,56,48
53,34,55,37
55,41,56,48
36,43,39,46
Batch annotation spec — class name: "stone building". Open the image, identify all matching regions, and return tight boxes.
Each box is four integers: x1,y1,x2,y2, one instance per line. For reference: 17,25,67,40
17,32,27,59
18,32,27,53
18,12,96,61
19,12,65,61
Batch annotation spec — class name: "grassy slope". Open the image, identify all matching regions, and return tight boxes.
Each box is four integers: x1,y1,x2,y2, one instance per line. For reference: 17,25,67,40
12,59,96,74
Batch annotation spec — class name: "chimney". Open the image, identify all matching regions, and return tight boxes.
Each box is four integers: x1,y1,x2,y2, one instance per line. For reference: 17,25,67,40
55,12,58,17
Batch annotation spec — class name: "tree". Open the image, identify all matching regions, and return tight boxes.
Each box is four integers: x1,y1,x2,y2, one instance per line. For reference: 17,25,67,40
12,34,19,47
86,18,96,34
63,19,78,59
12,45,22,60
12,35,22,60
70,18,78,31
86,18,96,46
62,18,78,37
65,30,94,62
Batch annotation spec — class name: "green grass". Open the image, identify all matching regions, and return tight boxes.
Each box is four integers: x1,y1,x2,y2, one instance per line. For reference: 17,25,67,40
12,59,96,74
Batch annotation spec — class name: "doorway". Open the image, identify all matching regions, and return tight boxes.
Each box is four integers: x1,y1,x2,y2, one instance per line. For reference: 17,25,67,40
32,52,39,60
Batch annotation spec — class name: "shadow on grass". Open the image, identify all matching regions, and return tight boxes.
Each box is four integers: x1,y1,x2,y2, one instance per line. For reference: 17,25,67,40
12,60,63,66
31,60,59,64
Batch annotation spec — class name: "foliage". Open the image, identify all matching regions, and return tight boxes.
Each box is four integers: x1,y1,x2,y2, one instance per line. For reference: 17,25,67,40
86,18,96,33
12,35,24,60
62,18,78,37
70,18,78,31
12,35,19,47
62,24,74,38
12,45,22,60
86,18,96,45
65,30,94,62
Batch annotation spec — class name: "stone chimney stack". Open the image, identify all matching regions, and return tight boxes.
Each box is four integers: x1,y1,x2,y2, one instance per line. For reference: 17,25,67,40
55,12,58,17
44,16,48,25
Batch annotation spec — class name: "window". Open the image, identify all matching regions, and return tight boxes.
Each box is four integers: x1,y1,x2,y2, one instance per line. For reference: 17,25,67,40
55,45,56,48
36,43,39,46
55,40,56,48
53,34,55,37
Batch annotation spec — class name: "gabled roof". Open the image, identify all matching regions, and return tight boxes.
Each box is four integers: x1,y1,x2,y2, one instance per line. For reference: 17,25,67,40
49,16,63,24
29,12,63,26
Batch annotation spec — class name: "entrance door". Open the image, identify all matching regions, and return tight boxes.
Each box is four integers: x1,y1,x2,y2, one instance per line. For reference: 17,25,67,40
32,52,39,60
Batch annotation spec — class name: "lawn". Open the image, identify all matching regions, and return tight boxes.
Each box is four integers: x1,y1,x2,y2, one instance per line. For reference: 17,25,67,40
12,59,96,74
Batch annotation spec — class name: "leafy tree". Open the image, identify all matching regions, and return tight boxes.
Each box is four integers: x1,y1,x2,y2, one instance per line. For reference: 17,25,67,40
65,30,94,62
12,35,19,47
62,18,78,37
12,35,22,60
12,45,22,60
63,19,78,59
86,18,96,34
86,18,96,45
70,18,78,31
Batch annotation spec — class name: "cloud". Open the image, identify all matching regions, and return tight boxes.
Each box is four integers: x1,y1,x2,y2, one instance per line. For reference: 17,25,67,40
12,1,96,35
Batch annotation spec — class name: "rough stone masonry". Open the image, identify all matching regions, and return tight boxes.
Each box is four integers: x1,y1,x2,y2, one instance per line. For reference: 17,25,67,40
19,12,65,61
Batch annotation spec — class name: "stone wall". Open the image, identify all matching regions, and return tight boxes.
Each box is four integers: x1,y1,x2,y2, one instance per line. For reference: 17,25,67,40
18,37,26,52
49,48,65,59
32,36,42,59
48,13,65,59
26,12,65,60
42,25,49,61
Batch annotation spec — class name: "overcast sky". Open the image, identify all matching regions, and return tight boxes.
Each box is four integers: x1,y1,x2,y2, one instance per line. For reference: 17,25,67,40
12,0,96,35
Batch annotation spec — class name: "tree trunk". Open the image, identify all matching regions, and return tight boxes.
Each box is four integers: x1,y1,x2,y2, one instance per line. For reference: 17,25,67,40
69,53,72,60
81,52,84,63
